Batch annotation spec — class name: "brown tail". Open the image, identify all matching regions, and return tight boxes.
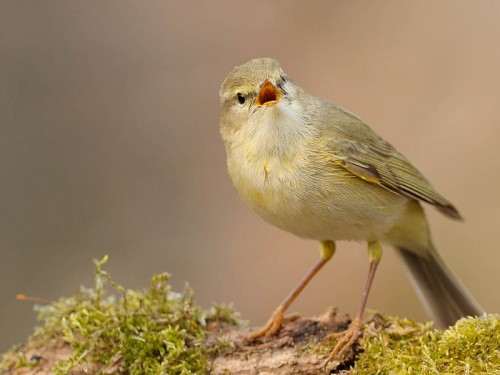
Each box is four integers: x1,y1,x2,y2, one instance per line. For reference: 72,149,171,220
396,246,484,328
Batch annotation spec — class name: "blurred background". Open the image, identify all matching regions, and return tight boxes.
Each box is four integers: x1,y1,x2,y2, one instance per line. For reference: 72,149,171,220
1,1,499,352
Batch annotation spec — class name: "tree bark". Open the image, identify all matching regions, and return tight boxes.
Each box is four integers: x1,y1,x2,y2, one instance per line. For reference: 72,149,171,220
211,309,352,374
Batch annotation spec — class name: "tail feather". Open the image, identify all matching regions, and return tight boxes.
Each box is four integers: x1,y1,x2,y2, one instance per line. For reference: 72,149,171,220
397,246,484,328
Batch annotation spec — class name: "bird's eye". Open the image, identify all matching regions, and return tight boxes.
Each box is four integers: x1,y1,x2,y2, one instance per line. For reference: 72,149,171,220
236,93,246,105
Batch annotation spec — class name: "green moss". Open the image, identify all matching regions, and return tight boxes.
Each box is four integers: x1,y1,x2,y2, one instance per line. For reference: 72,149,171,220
353,314,500,375
1,257,498,374
0,255,240,374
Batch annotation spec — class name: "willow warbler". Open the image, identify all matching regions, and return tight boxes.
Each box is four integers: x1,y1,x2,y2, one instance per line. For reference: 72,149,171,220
219,57,483,363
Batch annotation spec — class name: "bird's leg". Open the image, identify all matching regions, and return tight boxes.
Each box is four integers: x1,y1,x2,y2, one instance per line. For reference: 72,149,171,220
249,240,336,340
325,241,383,366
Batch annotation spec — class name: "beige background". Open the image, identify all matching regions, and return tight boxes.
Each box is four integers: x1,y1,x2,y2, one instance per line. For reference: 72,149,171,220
1,1,499,352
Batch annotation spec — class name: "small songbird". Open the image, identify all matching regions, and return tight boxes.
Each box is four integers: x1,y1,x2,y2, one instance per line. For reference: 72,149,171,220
218,57,483,364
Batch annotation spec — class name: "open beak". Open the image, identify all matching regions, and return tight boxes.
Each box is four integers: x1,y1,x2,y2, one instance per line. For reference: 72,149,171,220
256,80,281,106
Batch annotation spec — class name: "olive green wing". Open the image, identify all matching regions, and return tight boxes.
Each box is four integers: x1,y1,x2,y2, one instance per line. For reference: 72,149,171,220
328,116,461,220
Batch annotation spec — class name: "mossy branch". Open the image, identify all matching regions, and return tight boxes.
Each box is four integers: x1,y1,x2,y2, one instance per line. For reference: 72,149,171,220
1,257,499,374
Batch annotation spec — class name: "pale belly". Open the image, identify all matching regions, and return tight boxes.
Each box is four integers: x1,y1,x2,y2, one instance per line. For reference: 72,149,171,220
227,155,409,243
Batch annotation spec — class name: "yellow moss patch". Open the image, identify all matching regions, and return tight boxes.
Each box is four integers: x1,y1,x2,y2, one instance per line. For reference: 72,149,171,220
353,314,500,374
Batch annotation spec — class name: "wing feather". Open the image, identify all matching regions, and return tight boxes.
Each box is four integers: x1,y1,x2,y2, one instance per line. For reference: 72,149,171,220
326,114,461,219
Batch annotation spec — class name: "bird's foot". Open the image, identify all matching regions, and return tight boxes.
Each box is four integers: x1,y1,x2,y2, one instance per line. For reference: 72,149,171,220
247,306,300,341
323,318,362,370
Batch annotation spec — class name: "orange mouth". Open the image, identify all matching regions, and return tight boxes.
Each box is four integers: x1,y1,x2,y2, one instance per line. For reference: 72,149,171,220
256,80,281,106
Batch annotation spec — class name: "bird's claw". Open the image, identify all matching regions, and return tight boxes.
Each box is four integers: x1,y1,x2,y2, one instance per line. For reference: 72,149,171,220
324,318,362,371
247,307,300,341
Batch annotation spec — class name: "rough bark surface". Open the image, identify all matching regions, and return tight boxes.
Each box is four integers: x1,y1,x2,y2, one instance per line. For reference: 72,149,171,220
211,309,354,374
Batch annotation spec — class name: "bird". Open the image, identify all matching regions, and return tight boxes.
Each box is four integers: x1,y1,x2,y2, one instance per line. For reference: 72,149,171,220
218,57,483,364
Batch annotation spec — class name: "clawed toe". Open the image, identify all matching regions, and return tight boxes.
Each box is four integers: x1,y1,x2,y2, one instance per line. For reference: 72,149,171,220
247,308,301,341
323,318,362,370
